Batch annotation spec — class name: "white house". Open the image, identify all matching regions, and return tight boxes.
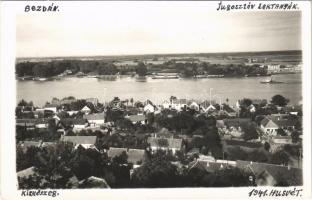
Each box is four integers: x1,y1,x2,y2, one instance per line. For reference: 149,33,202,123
67,111,79,116
171,99,188,111
44,105,58,113
144,104,155,113
189,101,200,111
249,104,256,113
260,114,297,136
34,118,50,129
81,105,91,114
162,100,171,109
267,64,280,74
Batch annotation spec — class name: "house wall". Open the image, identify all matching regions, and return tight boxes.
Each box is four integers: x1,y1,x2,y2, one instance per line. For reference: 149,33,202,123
88,119,105,125
261,124,278,136
150,146,179,155
144,105,155,113
35,124,47,129
73,124,88,130
44,107,57,113
162,103,170,109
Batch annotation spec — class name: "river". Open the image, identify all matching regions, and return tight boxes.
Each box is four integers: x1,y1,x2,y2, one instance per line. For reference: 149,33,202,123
17,74,302,107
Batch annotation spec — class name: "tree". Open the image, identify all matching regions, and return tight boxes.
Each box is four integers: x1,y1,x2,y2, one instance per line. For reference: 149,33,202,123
276,128,286,136
212,167,254,187
240,98,252,107
135,62,147,76
157,138,169,147
226,98,229,104
264,142,271,151
247,150,269,163
17,142,79,189
271,95,289,107
18,99,33,107
116,118,133,131
226,147,248,161
291,131,300,143
112,151,128,165
134,101,144,108
105,108,124,123
270,150,290,166
131,158,180,187
242,122,259,141
169,96,177,103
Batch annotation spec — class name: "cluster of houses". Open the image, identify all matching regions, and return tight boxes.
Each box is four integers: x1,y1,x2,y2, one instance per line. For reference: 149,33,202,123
16,96,303,187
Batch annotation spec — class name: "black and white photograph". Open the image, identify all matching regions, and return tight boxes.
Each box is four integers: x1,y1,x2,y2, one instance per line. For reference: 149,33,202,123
1,0,311,199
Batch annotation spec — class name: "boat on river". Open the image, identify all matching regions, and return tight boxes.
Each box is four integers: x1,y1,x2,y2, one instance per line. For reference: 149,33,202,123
152,74,179,79
260,76,284,84
194,74,225,78
33,77,52,81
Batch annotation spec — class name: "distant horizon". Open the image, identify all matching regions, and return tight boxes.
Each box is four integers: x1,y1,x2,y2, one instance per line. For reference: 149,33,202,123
16,49,302,60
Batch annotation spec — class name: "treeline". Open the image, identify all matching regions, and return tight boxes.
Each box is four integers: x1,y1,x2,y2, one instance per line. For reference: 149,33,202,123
16,60,123,77
150,61,267,77
16,59,267,78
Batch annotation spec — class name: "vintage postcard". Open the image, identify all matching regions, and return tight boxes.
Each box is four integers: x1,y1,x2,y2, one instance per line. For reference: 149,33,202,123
0,0,311,199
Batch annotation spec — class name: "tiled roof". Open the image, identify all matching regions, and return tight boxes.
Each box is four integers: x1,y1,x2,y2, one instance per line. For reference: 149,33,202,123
147,137,182,149
224,140,262,148
17,166,36,178
261,115,298,128
128,115,146,122
41,142,56,148
236,160,302,185
273,135,292,140
107,147,145,164
79,176,110,188
271,118,297,127
222,105,236,113
16,118,51,124
81,105,91,111
172,99,187,104
19,141,42,149
45,104,59,108
223,118,251,128
60,118,88,125
199,100,217,108
189,160,228,173
83,112,105,120
260,117,271,127
62,136,97,145
127,149,145,164
107,147,127,158
250,99,267,105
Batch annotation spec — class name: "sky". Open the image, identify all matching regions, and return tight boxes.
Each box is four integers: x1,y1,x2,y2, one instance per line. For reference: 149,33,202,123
16,3,302,58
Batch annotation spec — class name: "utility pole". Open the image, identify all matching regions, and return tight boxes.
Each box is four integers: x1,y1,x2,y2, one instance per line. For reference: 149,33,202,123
209,88,213,105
